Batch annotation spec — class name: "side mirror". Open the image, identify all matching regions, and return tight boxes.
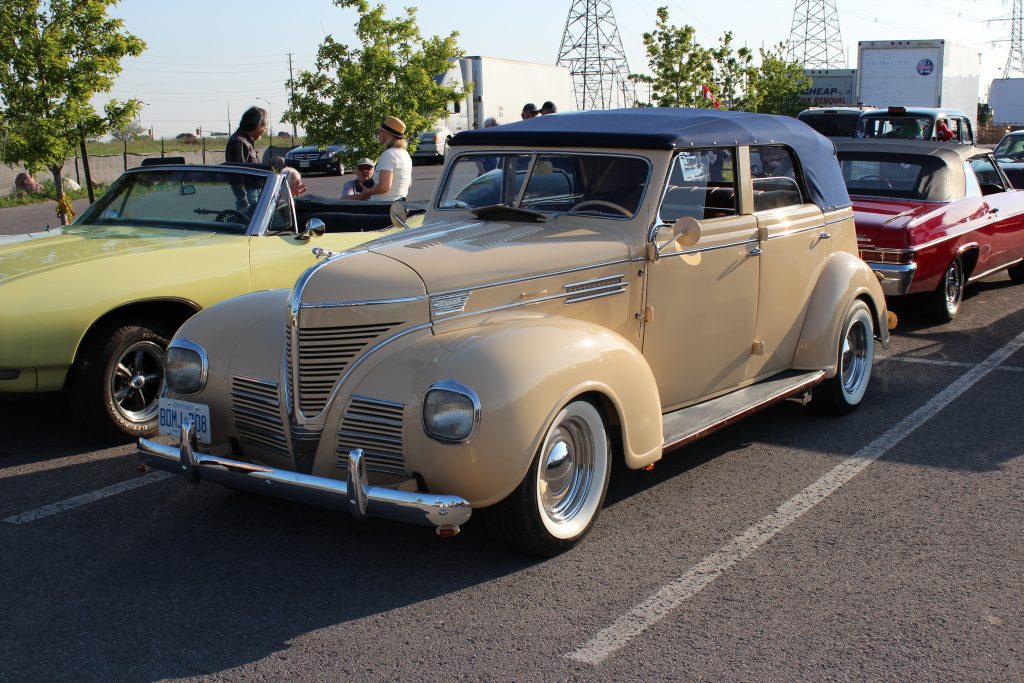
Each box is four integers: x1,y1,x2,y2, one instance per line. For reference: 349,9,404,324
297,217,325,241
179,184,196,196
390,201,411,230
649,216,701,261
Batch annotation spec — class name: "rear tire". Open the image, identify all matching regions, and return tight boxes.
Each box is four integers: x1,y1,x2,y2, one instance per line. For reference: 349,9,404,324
1008,260,1024,284
812,300,874,416
70,319,170,441
482,400,611,556
924,256,964,323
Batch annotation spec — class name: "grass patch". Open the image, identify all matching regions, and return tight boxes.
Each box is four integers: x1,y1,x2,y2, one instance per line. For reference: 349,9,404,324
0,181,108,209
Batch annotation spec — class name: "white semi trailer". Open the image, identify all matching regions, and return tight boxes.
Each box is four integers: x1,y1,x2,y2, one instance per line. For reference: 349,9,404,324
856,39,980,125
989,78,1024,128
414,56,574,161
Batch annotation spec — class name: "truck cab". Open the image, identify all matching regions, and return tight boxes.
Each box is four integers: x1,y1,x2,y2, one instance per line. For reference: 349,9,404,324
856,107,974,144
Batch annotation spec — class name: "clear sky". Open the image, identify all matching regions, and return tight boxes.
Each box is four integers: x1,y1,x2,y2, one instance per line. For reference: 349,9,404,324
99,0,1013,138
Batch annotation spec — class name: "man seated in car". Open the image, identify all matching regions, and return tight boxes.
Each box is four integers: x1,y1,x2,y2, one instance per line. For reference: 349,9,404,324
342,158,376,197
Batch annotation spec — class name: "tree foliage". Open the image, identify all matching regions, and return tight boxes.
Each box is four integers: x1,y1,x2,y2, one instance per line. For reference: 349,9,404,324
630,7,808,116
0,0,144,223
285,0,467,165
110,119,147,142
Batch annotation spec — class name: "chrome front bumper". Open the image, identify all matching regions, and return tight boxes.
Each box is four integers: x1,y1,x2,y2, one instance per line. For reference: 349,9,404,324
138,421,472,532
869,261,917,296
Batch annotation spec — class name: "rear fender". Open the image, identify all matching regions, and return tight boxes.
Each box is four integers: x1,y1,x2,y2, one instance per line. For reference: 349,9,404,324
793,251,889,376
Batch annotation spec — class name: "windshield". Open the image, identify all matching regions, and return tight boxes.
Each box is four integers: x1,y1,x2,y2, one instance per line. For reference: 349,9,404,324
838,152,947,200
798,111,861,137
76,169,268,234
858,116,933,140
438,153,650,219
995,135,1024,159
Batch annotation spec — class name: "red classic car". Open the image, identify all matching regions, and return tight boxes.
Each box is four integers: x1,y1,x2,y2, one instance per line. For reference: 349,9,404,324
835,139,1024,322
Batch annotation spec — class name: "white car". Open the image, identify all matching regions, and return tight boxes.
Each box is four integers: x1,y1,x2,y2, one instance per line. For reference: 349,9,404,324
412,128,452,162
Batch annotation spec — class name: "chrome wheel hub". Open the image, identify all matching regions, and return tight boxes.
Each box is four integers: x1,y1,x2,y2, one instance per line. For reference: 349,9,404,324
111,341,165,423
944,260,963,309
539,417,594,524
841,321,869,394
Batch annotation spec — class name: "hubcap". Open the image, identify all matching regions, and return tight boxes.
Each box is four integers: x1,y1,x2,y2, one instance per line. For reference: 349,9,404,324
944,260,964,311
539,417,595,524
110,341,165,424
840,320,869,395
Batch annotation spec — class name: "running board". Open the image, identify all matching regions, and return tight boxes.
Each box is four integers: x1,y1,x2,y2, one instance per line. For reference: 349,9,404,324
662,370,826,452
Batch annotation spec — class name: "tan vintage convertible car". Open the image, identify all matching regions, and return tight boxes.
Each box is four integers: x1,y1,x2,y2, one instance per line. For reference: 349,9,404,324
140,108,890,555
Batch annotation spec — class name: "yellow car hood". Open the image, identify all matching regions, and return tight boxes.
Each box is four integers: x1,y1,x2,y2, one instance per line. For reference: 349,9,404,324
0,224,231,284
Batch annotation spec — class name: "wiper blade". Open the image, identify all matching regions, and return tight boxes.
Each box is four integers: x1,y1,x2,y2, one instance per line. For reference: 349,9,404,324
469,204,548,223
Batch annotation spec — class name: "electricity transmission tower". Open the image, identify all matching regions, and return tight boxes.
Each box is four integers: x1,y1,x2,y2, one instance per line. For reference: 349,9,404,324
786,0,846,68
1005,0,1024,78
557,0,636,110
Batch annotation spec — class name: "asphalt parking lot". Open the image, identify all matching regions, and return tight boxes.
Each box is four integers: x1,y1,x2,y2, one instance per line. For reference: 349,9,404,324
1,177,1023,680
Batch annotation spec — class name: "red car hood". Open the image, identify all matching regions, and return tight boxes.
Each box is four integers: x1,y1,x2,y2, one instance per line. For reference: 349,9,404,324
850,197,946,249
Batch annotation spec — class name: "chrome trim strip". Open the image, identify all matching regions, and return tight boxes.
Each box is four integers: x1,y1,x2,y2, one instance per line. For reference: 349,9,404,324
969,258,1023,283
299,295,428,310
430,258,633,298
563,274,625,289
437,282,630,322
764,215,848,240
565,287,628,304
249,173,283,237
659,237,760,257
423,380,482,444
165,338,209,395
293,323,433,425
138,425,472,529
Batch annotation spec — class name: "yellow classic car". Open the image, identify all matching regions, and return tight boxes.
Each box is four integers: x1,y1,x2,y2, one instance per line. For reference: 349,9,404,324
140,109,891,555
0,162,409,439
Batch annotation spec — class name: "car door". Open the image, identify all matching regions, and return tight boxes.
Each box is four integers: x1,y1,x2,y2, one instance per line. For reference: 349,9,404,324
966,154,1024,271
642,148,760,409
745,145,832,379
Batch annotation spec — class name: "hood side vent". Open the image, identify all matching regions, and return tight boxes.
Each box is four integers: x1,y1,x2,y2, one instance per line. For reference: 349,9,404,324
297,323,399,415
564,275,627,304
335,396,406,476
231,376,290,458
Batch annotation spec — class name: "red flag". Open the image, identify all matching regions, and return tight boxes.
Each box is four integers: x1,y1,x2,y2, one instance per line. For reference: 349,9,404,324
702,84,720,109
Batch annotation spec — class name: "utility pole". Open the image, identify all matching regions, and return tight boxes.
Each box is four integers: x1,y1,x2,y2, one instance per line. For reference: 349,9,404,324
288,52,298,142
227,103,232,136
1005,0,1024,78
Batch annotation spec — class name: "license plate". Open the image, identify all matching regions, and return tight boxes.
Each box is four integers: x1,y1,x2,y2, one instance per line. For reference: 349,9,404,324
299,161,310,168
159,398,211,445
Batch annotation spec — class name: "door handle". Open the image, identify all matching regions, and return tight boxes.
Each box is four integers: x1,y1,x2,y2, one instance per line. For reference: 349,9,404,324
818,231,831,240
747,247,762,257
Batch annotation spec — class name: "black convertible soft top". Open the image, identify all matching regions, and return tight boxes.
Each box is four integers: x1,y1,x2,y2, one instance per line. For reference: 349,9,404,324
450,107,851,211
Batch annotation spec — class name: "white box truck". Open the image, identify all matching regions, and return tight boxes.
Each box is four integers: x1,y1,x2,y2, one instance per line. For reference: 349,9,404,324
856,39,980,124
415,56,574,161
989,78,1024,127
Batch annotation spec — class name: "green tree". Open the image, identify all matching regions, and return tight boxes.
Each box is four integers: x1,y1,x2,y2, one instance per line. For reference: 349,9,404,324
0,0,145,223
741,43,810,117
286,0,466,165
629,7,713,108
110,119,147,142
709,32,754,110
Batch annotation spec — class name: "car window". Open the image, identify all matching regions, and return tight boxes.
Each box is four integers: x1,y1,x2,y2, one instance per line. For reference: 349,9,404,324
78,169,265,234
438,153,649,218
963,162,983,198
838,152,947,200
969,155,1006,194
267,183,296,234
995,135,1024,158
749,146,803,211
797,111,861,137
858,116,932,140
659,148,737,222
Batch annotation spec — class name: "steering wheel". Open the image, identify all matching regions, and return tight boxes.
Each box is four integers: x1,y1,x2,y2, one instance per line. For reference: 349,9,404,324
214,209,250,223
571,200,631,217
856,174,893,190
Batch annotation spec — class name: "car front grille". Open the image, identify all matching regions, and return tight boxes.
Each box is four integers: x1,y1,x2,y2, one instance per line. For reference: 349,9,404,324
335,396,407,476
291,152,321,161
231,376,289,458
295,323,399,415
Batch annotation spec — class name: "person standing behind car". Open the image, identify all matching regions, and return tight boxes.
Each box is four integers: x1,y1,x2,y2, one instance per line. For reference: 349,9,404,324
342,158,376,196
349,116,411,202
226,106,267,163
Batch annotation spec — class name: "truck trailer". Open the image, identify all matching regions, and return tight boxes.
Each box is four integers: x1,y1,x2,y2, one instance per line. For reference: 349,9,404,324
856,40,980,126
989,78,1024,127
415,56,574,161
800,69,858,107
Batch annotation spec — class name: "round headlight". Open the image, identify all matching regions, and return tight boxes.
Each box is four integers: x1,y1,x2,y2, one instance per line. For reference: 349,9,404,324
423,381,480,444
165,340,208,394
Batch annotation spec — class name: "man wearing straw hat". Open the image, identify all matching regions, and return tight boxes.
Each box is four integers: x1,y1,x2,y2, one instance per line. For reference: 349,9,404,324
349,115,411,202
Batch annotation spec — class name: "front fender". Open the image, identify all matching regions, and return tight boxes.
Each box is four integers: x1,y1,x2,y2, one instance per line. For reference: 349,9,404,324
793,251,889,375
341,316,663,508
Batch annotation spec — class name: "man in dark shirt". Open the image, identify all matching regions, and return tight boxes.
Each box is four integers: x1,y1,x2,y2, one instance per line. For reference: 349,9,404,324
226,106,267,164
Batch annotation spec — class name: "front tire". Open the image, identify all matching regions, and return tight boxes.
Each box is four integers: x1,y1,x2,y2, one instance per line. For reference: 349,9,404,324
812,300,874,415
1007,260,1024,284
925,255,964,323
483,400,611,556
70,320,170,441
334,159,345,176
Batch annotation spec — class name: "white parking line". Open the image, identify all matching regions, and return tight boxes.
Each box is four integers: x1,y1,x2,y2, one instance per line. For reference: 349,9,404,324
3,472,172,525
880,355,1024,372
0,450,130,481
567,330,1024,665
